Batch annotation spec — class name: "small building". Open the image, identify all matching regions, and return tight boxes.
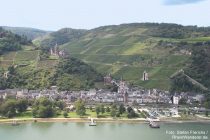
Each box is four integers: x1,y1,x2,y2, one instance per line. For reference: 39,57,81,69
173,96,179,105
142,71,149,81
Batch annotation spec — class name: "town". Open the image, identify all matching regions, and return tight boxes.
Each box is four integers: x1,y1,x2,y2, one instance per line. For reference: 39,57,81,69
0,74,206,120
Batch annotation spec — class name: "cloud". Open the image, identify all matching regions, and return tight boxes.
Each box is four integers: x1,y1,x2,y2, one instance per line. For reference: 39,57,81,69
163,0,206,5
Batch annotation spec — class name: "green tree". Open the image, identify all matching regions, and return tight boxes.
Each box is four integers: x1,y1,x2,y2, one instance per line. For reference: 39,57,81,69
100,104,105,114
75,99,86,116
179,98,187,105
0,100,17,118
16,99,28,113
0,76,7,89
111,104,117,118
38,106,54,118
127,110,137,118
111,109,116,118
119,104,126,115
127,106,133,113
63,111,68,118
106,107,110,112
95,106,100,117
32,98,55,118
55,101,65,110
204,101,210,117
205,111,208,117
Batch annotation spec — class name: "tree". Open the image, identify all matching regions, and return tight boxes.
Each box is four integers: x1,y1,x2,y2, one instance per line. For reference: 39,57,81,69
32,98,55,118
205,111,208,117
63,111,68,118
127,110,137,118
95,106,100,117
204,101,210,117
0,100,17,118
116,112,120,117
75,99,86,116
106,107,110,112
111,104,117,118
204,101,210,109
36,106,53,118
0,76,7,90
16,99,28,113
119,104,126,115
126,106,138,118
111,109,117,118
55,101,65,110
111,104,117,110
179,98,187,105
127,106,133,113
100,104,105,114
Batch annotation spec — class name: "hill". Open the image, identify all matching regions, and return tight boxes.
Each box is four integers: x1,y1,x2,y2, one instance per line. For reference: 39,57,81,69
0,27,31,55
0,55,102,90
33,28,87,48
0,27,102,90
1,23,210,91
35,23,210,90
171,42,210,93
2,26,50,40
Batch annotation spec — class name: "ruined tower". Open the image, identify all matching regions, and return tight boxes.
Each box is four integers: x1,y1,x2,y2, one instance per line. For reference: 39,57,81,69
142,70,149,81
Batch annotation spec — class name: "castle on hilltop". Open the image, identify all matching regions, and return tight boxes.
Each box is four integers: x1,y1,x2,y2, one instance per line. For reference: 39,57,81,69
50,44,65,57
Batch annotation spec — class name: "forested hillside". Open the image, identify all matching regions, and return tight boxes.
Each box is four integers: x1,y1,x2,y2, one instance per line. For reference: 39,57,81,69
0,56,102,90
0,27,30,54
35,23,210,90
33,28,87,49
1,23,210,91
2,26,50,40
171,42,210,92
0,27,102,90
51,57,103,90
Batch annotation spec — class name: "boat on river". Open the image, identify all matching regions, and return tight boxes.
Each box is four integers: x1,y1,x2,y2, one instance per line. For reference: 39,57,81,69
89,118,96,126
149,121,160,128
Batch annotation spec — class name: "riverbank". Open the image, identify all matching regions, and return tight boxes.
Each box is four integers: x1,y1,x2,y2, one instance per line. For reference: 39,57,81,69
1,117,210,124
0,118,145,124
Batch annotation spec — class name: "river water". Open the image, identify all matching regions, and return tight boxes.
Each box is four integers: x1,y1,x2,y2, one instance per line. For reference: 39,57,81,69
0,122,209,140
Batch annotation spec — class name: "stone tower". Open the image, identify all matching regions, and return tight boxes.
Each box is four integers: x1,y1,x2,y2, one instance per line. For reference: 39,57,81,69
142,70,149,81
104,73,112,85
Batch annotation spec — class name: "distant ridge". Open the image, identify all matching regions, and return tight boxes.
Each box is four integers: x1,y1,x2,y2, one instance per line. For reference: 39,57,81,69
1,26,51,40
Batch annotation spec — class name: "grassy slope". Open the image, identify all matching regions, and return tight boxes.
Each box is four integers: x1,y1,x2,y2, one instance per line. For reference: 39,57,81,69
0,46,58,89
0,46,57,70
2,24,209,90
60,27,195,90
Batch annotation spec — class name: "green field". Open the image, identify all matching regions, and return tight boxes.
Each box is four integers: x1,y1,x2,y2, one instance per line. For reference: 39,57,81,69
62,35,190,90
181,36,210,43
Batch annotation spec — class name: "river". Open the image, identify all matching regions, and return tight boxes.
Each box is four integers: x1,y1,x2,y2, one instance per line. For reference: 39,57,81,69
0,122,209,140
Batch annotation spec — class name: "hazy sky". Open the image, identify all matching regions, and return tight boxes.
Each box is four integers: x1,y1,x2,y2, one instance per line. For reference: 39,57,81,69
0,0,209,30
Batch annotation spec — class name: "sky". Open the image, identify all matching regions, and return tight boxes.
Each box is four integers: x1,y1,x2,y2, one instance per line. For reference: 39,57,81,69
0,0,210,31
